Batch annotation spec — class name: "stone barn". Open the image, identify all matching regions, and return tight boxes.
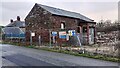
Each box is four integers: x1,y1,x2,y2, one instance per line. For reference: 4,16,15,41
25,3,96,45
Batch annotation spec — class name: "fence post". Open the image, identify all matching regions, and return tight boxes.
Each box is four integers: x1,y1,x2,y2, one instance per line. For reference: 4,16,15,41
49,29,51,47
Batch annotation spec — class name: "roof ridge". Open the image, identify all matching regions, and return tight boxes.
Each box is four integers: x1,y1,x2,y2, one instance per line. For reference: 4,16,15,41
37,3,81,14
36,3,94,22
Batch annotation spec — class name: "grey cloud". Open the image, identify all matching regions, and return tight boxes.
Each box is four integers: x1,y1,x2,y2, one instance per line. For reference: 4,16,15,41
41,2,118,17
0,2,118,26
54,2,118,13
2,2,34,11
1,2,34,26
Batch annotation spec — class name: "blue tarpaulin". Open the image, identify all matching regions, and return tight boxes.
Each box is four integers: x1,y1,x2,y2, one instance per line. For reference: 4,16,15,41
5,33,25,38
2,27,25,38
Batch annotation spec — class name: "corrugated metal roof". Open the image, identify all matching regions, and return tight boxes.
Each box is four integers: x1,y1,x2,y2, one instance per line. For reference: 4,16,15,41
2,27,24,34
6,21,25,27
37,3,94,22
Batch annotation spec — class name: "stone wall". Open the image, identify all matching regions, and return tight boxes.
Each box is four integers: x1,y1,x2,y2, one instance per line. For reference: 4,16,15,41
25,4,78,44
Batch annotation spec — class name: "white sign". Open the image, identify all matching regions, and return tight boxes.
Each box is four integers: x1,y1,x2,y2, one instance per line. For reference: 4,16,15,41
53,36,55,43
31,32,35,36
59,31,67,39
66,34,69,40
52,32,57,36
68,30,76,36
59,31,66,35
68,30,72,36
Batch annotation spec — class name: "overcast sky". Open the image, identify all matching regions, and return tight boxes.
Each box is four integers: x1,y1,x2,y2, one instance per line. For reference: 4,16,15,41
0,0,119,26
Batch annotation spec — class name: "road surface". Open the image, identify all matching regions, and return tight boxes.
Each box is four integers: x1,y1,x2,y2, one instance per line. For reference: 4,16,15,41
1,44,119,68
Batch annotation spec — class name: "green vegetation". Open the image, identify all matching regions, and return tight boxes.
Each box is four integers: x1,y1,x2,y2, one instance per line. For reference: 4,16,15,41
0,26,4,33
37,47,120,62
2,42,19,46
25,45,37,48
0,26,4,38
2,42,120,62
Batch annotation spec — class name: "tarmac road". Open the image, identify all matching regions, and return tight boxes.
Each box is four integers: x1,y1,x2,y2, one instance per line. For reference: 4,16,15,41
1,44,119,68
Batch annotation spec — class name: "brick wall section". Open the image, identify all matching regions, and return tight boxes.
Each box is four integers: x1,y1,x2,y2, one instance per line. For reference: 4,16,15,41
51,15,78,31
25,4,52,43
25,4,96,45
51,15,78,44
25,4,79,44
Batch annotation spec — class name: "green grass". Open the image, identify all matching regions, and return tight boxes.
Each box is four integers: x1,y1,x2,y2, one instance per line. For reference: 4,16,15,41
26,45,35,48
36,47,120,62
2,42,120,62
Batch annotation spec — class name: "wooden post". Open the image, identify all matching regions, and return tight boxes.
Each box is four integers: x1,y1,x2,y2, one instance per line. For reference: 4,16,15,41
79,26,82,33
49,29,52,47
94,25,97,44
38,35,41,46
79,25,82,44
87,23,89,45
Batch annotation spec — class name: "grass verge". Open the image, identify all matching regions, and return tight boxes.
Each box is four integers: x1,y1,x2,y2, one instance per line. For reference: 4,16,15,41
1,42,120,62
